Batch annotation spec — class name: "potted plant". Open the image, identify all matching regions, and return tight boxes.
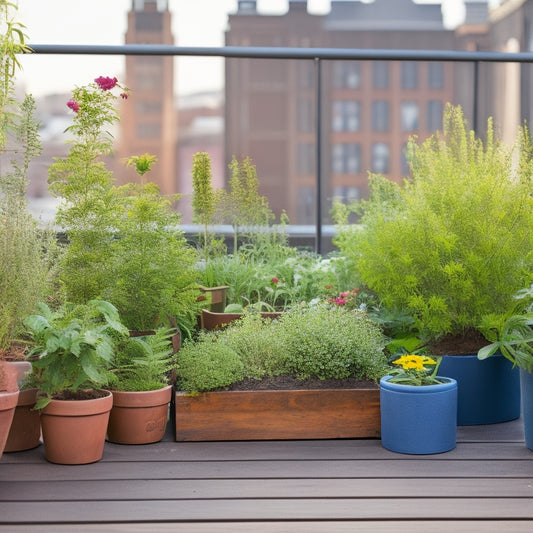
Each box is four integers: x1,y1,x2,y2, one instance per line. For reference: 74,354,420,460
174,304,389,441
106,328,176,445
380,354,457,454
477,286,533,450
334,104,533,425
0,360,19,458
48,78,201,339
23,299,128,464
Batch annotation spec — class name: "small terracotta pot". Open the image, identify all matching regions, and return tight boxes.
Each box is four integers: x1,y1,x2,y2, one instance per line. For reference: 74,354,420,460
40,391,113,464
4,388,41,452
0,389,19,458
107,385,172,444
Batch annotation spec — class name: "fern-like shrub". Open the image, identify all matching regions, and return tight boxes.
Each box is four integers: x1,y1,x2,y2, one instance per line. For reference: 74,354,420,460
334,104,533,341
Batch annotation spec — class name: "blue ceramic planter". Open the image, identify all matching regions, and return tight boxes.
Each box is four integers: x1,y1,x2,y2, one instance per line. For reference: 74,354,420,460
520,369,533,451
380,376,457,455
439,354,520,425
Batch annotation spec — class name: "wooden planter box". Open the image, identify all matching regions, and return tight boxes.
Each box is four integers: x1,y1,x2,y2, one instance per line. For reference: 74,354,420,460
174,387,380,441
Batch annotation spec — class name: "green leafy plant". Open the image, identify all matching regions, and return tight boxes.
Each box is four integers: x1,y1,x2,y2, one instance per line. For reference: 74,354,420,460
110,328,175,392
478,285,533,373
24,300,129,408
387,354,443,386
176,333,244,393
175,304,388,393
334,104,533,344
1,1,57,357
48,78,201,335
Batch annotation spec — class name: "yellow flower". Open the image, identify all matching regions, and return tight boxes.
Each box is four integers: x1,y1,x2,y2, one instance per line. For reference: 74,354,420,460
392,354,436,371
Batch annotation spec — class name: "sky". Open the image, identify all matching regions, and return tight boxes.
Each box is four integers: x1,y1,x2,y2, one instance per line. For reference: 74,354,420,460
15,0,499,98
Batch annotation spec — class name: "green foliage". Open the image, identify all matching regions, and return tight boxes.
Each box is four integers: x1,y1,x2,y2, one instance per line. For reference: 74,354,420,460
176,334,244,393
276,305,388,380
0,94,57,351
48,79,201,333
24,300,129,408
216,156,276,253
334,104,533,341
0,0,30,148
191,151,218,256
110,328,174,391
174,305,388,392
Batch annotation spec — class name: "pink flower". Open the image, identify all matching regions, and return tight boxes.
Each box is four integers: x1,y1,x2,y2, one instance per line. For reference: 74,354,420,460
271,277,279,284
335,297,347,305
66,99,79,113
94,76,118,91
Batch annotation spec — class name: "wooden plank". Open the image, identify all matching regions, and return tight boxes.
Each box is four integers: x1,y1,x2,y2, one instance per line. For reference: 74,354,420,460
1,439,530,464
1,522,533,533
1,498,533,523
1,459,532,482
1,478,532,501
175,389,381,440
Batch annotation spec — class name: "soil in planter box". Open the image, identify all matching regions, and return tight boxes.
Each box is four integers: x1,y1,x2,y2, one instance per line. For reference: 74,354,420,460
223,375,379,391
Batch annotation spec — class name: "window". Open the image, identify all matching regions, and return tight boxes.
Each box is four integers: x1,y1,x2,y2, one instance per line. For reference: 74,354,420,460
332,144,362,174
298,99,314,132
373,61,389,89
428,62,444,89
401,101,419,131
297,186,315,224
401,62,418,89
136,123,161,138
333,186,360,204
372,101,389,131
332,101,360,132
427,100,443,132
298,61,314,90
372,143,390,174
297,143,315,174
333,61,360,89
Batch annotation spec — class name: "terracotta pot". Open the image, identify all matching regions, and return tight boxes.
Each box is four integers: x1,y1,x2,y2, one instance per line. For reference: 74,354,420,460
40,391,113,464
4,388,41,452
0,389,19,458
107,385,172,444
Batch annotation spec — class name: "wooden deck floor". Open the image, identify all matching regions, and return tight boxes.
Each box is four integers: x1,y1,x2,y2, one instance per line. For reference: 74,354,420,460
0,417,532,532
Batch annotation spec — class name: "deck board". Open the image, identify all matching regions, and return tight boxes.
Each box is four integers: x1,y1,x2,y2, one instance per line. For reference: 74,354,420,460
0,417,532,529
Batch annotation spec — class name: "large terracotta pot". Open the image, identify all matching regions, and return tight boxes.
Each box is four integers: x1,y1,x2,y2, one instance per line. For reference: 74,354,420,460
40,391,113,464
107,385,172,444
4,388,40,452
4,362,40,452
0,389,19,458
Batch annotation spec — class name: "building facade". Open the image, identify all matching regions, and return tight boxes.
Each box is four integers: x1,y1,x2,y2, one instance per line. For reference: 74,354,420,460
224,0,485,224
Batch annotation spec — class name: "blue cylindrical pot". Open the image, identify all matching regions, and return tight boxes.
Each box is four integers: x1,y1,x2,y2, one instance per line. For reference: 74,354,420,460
520,368,533,451
380,376,457,455
439,354,520,425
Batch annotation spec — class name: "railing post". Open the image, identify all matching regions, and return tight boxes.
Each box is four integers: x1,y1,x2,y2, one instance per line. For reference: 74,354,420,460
473,60,479,133
314,57,322,255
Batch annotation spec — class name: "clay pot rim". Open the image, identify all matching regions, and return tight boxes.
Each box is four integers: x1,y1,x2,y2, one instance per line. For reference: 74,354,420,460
110,384,172,408
41,390,113,416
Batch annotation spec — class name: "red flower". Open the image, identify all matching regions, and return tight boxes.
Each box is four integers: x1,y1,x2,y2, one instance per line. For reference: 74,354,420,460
120,92,129,99
66,99,79,113
271,277,279,284
94,76,118,91
326,285,332,290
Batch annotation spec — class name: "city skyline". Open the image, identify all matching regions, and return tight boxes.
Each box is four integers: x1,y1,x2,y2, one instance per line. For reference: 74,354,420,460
16,0,474,98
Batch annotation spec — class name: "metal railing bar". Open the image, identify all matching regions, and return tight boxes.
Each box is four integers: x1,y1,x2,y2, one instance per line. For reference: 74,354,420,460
26,44,533,63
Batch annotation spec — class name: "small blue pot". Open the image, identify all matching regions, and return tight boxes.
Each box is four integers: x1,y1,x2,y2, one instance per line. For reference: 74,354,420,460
380,376,457,455
520,368,533,451
439,354,520,425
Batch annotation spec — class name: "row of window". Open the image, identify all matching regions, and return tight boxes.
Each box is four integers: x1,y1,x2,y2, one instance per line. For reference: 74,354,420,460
297,142,409,176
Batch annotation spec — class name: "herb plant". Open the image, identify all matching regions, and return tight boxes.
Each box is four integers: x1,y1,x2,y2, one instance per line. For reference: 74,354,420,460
334,104,533,342
24,300,129,408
